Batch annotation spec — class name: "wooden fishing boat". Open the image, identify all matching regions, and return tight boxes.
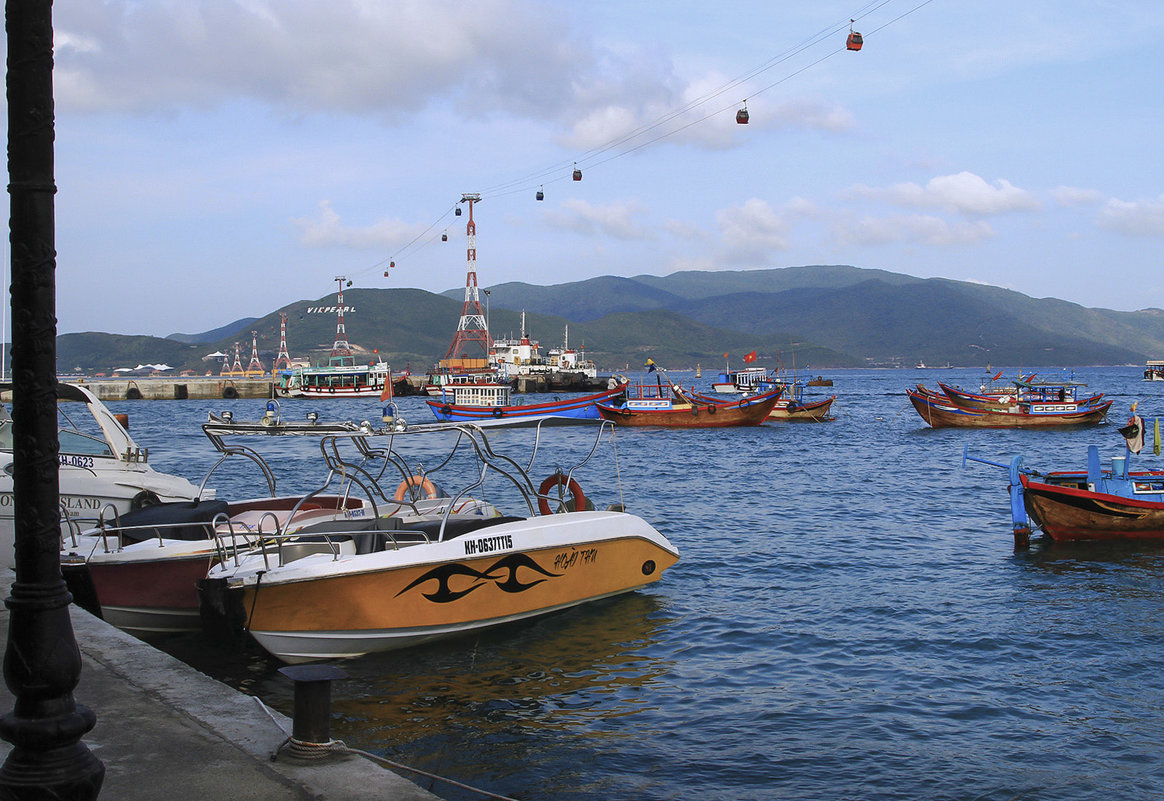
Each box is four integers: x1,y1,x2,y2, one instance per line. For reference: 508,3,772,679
964,416,1164,545
198,423,679,663
907,386,1111,428
597,383,781,428
426,380,626,426
683,383,833,422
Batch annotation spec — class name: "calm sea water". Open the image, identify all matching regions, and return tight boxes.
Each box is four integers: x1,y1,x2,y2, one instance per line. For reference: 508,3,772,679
111,366,1164,801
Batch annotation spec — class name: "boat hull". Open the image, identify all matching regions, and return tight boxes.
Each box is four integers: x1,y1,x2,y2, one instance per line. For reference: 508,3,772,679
1021,476,1164,541
216,512,679,662
88,553,213,633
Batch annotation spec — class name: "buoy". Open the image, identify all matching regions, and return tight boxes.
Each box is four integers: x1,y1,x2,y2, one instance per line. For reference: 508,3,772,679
537,472,586,516
394,475,440,502
847,20,863,51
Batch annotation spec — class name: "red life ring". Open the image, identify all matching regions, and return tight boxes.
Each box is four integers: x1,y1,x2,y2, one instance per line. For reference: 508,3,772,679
394,474,439,502
537,472,586,515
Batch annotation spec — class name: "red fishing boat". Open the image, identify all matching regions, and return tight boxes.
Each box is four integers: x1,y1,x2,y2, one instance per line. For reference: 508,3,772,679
596,382,780,428
907,385,1112,428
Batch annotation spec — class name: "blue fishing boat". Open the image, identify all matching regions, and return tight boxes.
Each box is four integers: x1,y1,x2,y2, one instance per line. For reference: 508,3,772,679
426,380,627,426
964,410,1164,546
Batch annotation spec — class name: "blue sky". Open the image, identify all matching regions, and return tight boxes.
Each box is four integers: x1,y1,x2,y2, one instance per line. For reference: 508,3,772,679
27,0,1164,337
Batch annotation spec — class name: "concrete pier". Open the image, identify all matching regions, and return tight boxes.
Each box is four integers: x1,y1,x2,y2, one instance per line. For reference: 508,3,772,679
0,572,441,800
73,377,276,401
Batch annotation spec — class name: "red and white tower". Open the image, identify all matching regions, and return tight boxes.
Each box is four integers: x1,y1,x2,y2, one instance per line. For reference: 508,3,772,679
246,330,265,376
229,342,244,375
273,313,294,371
444,193,493,363
329,276,355,366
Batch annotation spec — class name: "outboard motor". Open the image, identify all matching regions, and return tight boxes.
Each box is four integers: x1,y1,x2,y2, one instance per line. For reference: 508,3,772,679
196,576,249,646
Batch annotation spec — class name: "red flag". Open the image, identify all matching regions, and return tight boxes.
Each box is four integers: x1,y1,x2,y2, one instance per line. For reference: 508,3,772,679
380,373,394,402
743,350,757,363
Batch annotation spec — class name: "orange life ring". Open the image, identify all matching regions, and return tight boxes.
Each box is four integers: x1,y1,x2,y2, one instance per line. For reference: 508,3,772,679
394,474,439,502
538,472,586,515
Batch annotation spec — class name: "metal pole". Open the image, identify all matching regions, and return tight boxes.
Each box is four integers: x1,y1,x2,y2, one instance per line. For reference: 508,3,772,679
0,1,105,797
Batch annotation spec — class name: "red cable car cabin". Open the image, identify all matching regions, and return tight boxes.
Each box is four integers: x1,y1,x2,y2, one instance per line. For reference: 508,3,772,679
847,30,863,51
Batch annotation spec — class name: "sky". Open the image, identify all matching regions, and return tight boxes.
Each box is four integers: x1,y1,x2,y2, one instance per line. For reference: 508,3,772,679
15,0,1164,337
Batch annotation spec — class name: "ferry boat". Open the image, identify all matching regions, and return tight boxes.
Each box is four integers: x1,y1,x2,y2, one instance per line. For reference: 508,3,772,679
1145,360,1164,381
278,358,391,399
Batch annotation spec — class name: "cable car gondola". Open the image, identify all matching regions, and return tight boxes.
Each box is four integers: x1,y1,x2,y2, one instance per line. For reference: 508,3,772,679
455,207,462,216
736,102,749,125
572,164,582,181
536,186,544,201
441,231,448,241
847,21,863,51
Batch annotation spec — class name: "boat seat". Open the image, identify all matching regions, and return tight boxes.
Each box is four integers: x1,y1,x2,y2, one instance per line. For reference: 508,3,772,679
114,499,231,544
290,517,410,554
396,515,524,543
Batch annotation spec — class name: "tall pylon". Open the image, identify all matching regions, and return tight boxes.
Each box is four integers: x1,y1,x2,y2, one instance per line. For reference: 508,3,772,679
246,330,266,376
273,313,294,371
226,341,244,377
329,276,355,366
444,193,492,363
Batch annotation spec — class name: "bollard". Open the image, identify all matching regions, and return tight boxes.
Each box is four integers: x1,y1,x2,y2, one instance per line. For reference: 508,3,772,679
278,664,348,759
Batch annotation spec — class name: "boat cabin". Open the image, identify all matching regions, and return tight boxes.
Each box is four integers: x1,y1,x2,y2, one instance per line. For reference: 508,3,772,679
440,383,512,408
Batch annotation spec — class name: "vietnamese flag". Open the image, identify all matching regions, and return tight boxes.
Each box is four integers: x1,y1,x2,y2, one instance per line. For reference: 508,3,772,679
743,350,758,363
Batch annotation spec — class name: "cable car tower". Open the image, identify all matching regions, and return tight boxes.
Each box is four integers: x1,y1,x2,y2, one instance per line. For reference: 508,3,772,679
443,193,493,365
245,330,266,376
329,276,355,367
273,312,294,371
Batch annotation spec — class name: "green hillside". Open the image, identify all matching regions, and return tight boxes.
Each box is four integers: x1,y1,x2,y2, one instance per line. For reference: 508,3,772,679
52,266,1164,373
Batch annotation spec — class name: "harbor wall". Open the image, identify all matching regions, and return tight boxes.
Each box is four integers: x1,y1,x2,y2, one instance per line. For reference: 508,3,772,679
71,377,275,401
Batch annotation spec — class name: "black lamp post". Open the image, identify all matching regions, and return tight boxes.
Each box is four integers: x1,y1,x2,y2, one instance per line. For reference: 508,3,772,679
0,1,105,797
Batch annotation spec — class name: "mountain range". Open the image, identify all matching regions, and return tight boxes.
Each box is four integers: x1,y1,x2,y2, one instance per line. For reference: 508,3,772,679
54,265,1164,374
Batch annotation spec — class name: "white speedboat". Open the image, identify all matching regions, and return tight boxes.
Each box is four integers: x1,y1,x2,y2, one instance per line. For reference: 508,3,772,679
200,423,679,663
0,382,208,569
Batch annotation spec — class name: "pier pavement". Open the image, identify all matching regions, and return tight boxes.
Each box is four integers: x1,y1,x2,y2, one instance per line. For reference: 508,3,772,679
0,571,441,800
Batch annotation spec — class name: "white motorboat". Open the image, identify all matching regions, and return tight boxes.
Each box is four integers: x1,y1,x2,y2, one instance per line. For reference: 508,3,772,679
0,382,208,569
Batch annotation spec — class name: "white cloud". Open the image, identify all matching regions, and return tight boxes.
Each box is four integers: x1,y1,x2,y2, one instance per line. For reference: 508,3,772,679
292,200,427,248
53,0,583,118
1097,196,1164,237
1052,186,1104,207
849,172,1039,216
546,198,651,240
715,198,793,263
835,214,995,247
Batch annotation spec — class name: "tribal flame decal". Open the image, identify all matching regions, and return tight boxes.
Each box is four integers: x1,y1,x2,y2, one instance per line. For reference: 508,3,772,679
395,553,564,603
